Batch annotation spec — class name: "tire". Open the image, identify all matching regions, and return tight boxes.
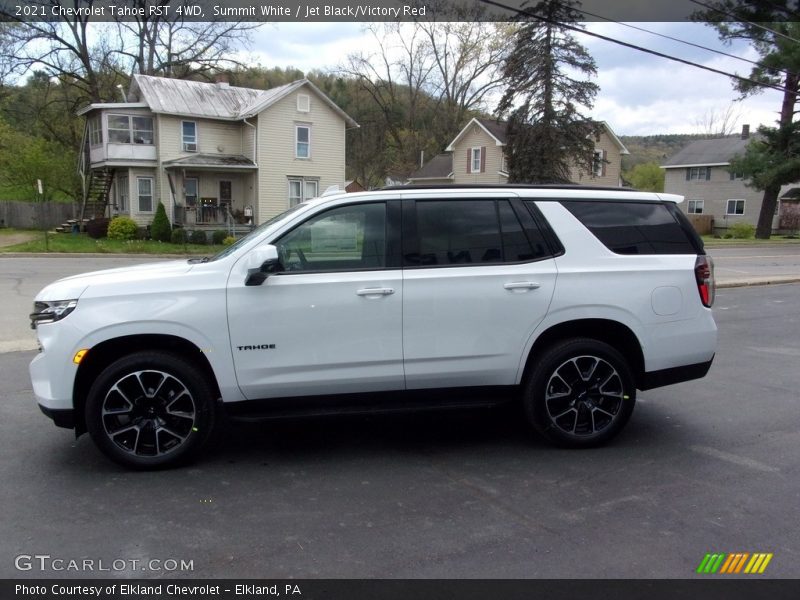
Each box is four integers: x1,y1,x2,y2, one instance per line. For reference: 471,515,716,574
85,351,217,469
523,338,636,448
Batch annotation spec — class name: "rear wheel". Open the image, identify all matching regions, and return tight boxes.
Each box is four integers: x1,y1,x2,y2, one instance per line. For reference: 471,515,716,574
524,338,636,447
85,351,217,469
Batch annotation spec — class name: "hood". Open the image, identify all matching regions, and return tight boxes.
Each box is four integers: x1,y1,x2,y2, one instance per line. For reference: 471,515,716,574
35,260,195,302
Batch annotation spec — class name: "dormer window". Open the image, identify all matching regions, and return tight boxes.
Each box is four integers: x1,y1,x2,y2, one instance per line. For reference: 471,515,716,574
108,114,153,145
182,121,197,152
297,94,310,112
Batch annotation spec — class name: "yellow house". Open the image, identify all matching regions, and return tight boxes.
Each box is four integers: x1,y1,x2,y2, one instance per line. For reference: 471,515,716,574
408,117,628,186
77,75,358,231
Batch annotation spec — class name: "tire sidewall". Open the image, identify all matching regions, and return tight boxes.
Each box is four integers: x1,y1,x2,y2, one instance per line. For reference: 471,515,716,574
85,351,216,469
525,338,636,448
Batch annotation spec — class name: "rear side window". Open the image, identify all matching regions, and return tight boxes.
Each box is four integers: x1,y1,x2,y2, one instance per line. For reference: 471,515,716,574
561,200,698,255
405,199,548,266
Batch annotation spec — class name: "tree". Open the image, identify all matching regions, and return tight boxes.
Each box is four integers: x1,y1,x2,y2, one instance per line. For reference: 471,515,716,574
497,0,600,183
150,202,171,242
625,162,665,192
694,103,742,137
694,4,800,238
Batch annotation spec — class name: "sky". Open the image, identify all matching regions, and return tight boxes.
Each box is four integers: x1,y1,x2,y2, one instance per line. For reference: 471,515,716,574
242,20,784,137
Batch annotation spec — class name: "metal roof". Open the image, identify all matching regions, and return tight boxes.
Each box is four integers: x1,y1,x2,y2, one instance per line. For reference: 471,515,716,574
162,154,257,169
122,75,358,127
661,136,752,168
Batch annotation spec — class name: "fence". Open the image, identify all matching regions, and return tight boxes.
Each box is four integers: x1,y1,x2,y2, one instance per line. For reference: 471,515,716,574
687,214,714,235
0,201,79,229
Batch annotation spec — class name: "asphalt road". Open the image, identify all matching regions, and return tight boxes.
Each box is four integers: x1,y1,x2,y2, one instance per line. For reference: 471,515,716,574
0,284,798,579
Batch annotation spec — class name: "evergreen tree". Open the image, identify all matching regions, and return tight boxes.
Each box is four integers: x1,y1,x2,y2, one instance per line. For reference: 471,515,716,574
497,0,600,183
150,202,171,243
694,4,800,238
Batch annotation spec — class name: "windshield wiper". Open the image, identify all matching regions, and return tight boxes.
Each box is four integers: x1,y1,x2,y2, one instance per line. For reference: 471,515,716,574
187,256,210,264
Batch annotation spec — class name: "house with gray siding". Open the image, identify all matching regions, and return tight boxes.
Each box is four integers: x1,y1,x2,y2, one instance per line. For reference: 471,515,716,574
77,74,358,230
408,117,629,187
661,125,791,233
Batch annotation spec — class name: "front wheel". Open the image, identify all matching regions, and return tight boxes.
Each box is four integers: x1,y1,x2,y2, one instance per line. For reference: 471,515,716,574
524,338,636,448
85,351,217,469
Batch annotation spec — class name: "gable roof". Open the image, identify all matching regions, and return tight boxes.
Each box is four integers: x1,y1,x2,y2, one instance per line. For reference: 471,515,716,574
126,74,358,126
408,153,454,180
446,117,506,151
662,136,752,168
445,117,629,154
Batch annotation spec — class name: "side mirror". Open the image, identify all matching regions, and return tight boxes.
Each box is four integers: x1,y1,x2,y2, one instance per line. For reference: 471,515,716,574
244,245,281,286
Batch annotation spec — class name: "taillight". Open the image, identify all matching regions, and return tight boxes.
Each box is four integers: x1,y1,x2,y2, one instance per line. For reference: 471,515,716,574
695,255,715,308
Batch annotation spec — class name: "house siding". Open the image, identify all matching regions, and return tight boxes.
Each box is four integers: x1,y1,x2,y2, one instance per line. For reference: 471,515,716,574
570,131,623,186
451,126,505,184
256,88,346,220
665,166,782,232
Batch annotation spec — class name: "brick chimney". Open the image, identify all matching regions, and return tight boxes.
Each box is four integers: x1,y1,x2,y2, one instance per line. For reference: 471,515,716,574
741,124,750,139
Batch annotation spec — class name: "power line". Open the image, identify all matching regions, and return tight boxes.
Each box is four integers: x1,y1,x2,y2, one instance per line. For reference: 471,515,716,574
689,0,800,45
476,0,793,95
570,6,798,81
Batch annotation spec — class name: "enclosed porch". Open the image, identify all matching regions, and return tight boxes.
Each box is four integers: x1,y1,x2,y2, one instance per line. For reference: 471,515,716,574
163,155,258,231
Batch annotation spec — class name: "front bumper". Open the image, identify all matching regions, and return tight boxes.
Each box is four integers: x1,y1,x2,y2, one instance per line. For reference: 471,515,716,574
39,404,76,429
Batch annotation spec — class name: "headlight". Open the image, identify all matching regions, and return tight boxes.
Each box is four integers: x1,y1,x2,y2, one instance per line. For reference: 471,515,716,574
30,299,78,329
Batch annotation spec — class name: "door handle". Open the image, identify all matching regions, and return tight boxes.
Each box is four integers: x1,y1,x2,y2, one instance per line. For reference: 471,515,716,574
504,282,540,290
356,287,395,296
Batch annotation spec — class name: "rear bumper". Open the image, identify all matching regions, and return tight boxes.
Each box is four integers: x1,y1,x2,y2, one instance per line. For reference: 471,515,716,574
639,356,714,391
39,404,76,429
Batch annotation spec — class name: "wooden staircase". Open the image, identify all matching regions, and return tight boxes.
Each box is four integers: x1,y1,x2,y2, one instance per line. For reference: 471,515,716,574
80,168,115,222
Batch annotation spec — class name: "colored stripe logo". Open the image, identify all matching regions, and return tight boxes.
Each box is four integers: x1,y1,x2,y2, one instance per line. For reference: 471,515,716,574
696,552,773,574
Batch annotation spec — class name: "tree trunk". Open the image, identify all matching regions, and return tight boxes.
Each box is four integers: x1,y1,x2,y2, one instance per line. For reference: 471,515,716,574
756,184,780,239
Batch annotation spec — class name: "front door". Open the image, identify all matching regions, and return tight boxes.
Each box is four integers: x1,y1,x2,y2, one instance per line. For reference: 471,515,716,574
227,200,404,399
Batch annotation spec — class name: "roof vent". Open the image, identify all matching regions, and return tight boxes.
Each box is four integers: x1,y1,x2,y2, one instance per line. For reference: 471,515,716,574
741,124,750,139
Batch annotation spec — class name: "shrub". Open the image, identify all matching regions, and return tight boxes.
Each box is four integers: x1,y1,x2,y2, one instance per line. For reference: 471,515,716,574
190,230,207,245
729,222,755,239
223,236,236,246
86,218,110,239
170,228,187,244
150,202,172,242
107,216,138,240
212,229,227,245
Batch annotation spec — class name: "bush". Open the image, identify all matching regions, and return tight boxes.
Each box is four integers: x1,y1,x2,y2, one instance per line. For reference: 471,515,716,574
729,222,755,239
107,216,138,240
189,230,207,245
212,229,227,245
223,236,236,246
150,201,172,242
170,228,187,244
86,218,110,239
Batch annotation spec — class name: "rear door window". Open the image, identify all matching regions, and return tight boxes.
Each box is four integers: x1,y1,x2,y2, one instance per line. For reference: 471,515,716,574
561,200,698,255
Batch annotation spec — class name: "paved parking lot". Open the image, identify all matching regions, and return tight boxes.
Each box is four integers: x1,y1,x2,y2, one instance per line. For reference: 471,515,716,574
0,283,798,579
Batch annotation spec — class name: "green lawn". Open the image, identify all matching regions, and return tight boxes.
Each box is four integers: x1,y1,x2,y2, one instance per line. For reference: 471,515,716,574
0,232,226,254
702,235,800,246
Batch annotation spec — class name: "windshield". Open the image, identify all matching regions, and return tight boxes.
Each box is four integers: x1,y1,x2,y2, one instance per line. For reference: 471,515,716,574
209,204,308,261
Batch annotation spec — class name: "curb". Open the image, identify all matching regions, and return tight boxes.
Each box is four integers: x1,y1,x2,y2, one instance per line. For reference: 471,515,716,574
717,277,800,289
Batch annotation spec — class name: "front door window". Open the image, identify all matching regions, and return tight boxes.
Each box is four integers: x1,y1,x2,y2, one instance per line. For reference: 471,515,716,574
184,178,198,207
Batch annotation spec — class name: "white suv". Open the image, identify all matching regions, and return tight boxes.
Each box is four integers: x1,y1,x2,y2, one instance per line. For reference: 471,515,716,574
29,186,717,468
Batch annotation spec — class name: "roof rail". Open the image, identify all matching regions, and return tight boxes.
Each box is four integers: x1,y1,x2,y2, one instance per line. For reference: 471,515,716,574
381,183,636,192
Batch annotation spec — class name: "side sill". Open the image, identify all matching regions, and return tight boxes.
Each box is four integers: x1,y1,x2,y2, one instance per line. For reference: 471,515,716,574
39,405,76,429
638,357,714,391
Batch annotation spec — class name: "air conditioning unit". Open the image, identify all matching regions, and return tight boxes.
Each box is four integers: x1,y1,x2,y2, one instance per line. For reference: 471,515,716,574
184,143,197,152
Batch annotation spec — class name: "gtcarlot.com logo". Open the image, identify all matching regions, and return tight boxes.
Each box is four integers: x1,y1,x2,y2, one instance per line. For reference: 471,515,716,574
14,554,194,572
696,552,773,574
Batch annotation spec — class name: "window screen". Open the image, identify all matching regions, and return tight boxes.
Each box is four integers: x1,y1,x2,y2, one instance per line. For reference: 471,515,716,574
561,200,697,255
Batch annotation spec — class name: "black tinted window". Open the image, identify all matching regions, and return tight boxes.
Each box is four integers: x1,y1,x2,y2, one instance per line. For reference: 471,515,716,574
413,200,502,265
561,200,697,255
498,200,548,261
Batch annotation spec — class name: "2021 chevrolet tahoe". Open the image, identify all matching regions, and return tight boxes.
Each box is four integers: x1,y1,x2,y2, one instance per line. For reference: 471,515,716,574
30,186,717,468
